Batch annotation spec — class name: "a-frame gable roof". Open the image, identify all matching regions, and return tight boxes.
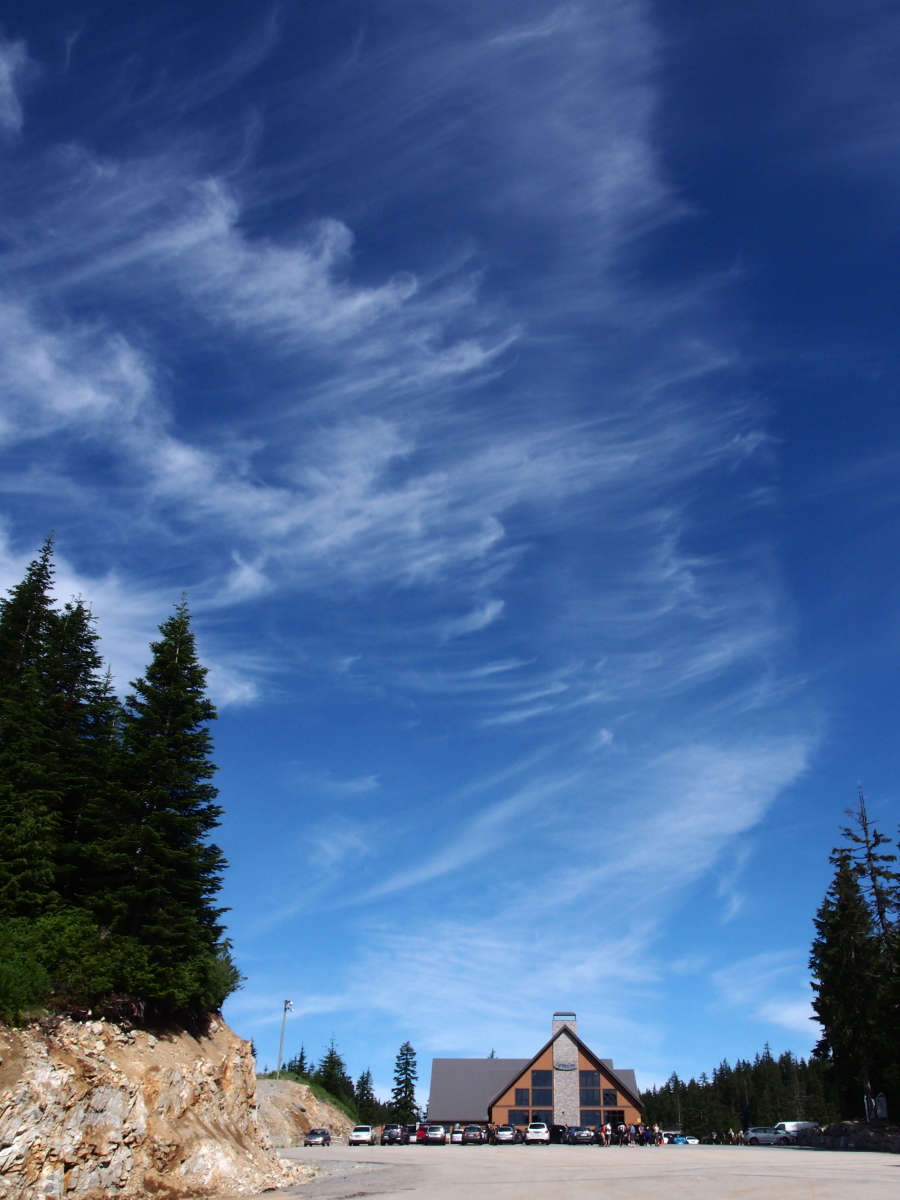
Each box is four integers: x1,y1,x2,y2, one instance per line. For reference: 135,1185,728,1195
486,1025,642,1112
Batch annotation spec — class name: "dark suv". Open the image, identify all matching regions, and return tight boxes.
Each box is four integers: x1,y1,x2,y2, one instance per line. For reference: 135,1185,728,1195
461,1125,486,1144
380,1123,408,1145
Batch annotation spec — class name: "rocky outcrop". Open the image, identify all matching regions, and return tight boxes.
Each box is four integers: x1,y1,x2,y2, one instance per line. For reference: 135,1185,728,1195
797,1120,900,1154
0,1017,313,1199
255,1081,353,1147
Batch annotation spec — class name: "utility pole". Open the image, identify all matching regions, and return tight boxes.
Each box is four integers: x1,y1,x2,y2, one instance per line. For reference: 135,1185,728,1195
275,1000,293,1080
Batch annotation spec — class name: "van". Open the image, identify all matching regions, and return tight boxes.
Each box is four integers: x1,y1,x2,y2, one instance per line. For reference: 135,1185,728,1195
773,1121,819,1143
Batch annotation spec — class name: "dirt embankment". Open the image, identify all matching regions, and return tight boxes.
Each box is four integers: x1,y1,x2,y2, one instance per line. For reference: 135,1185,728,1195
0,1016,314,1199
255,1080,354,1147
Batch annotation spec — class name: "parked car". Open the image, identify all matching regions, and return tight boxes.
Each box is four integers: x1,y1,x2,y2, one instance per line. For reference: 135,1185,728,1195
745,1127,786,1146
404,1125,419,1143
525,1122,550,1144
567,1126,595,1145
549,1125,569,1144
773,1121,818,1143
415,1123,430,1144
380,1123,407,1145
349,1125,377,1146
425,1125,447,1145
462,1125,487,1144
495,1124,522,1144
303,1128,331,1146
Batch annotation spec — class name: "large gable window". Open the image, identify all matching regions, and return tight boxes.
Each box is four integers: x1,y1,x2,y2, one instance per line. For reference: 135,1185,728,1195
531,1069,552,1107
579,1069,600,1106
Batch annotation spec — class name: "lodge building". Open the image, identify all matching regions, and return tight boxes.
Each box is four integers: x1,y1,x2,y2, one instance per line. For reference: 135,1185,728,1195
427,1012,642,1129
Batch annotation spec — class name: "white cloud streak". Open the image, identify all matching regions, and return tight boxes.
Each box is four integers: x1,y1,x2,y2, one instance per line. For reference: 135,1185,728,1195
0,36,28,135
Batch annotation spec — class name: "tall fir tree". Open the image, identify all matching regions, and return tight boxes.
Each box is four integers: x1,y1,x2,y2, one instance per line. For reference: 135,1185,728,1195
391,1041,418,1123
43,601,122,905
315,1036,356,1106
810,850,883,1114
840,789,898,960
96,598,238,1012
355,1069,379,1124
0,539,60,918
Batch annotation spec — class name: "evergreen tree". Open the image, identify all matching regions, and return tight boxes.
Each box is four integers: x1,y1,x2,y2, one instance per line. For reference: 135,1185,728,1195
391,1041,418,1123
286,1045,309,1077
355,1069,379,1123
315,1036,356,1106
43,602,122,905
810,850,883,1114
841,789,898,959
95,599,239,1013
0,539,60,918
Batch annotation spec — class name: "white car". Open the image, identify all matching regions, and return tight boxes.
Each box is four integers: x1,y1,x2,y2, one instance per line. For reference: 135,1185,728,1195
745,1126,789,1146
450,1125,463,1144
348,1124,377,1146
525,1122,550,1144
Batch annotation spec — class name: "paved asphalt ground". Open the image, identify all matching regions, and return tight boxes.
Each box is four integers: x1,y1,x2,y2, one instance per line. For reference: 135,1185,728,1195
254,1142,900,1200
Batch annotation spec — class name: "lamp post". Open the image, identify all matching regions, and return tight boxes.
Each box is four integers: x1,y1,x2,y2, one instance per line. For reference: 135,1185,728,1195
275,1000,293,1080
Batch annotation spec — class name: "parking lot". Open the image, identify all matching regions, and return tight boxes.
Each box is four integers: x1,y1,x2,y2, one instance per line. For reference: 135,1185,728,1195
259,1142,900,1200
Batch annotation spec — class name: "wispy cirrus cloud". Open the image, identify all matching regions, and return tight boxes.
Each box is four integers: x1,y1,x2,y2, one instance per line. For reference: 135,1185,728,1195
0,0,824,1081
713,951,817,1037
0,36,28,136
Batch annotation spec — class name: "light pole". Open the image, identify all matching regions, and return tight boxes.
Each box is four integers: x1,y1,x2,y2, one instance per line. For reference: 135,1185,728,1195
275,1000,293,1080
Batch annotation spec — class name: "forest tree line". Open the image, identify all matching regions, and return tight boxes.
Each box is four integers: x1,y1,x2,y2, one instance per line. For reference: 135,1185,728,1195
0,539,239,1022
640,1047,839,1136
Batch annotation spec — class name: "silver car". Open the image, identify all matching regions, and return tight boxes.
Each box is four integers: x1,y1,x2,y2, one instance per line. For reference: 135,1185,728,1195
745,1126,789,1146
348,1124,377,1146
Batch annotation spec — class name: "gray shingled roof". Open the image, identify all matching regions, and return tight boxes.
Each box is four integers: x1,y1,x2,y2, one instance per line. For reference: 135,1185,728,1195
427,1058,529,1123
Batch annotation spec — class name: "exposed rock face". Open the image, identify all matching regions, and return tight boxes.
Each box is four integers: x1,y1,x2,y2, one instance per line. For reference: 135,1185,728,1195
797,1120,900,1153
255,1081,354,1148
0,1017,312,1199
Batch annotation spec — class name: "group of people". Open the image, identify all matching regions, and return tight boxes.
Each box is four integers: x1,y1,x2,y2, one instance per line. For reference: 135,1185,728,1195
597,1122,665,1146
709,1130,744,1145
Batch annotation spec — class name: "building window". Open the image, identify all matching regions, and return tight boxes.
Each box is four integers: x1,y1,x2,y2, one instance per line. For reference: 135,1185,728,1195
531,1088,553,1106
515,1089,530,1106
532,1070,552,1088
579,1069,600,1106
508,1110,529,1126
604,1109,625,1127
580,1110,602,1127
602,1089,618,1106
532,1110,553,1125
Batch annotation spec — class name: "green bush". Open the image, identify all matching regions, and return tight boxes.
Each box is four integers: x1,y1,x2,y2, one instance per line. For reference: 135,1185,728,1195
0,945,50,1022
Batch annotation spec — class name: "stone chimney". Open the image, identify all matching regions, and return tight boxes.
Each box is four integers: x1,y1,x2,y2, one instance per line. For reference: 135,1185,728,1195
552,1011,577,1037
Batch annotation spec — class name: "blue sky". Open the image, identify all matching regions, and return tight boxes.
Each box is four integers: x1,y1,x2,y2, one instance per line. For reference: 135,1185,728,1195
2,0,899,1100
